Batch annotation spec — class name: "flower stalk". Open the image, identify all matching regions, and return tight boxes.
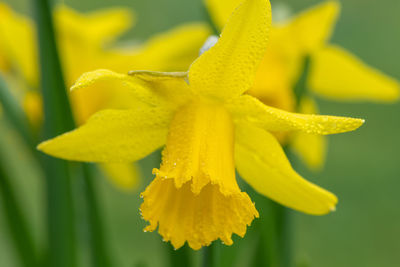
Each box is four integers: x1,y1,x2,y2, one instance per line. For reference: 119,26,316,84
202,244,215,267
32,1,111,267
32,0,77,265
82,164,112,267
167,244,192,267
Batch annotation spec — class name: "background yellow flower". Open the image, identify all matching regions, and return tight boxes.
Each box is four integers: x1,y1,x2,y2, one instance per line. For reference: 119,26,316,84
205,0,399,170
0,3,210,191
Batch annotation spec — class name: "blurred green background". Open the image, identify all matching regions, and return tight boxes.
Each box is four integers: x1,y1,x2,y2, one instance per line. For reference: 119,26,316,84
0,0,399,266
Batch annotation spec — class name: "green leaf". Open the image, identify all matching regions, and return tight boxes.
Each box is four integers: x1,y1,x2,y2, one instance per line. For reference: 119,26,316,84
32,1,112,267
82,164,113,267
0,150,39,267
32,0,76,266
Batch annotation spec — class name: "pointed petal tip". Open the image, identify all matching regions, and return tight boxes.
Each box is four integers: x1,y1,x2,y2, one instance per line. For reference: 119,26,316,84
36,140,50,154
318,116,365,135
389,84,400,101
311,193,338,216
354,117,365,129
322,193,338,215
36,139,63,159
70,69,119,91
36,142,44,152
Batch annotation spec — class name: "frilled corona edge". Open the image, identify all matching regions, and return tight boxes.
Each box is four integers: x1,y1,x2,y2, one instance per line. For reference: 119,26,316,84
140,178,258,250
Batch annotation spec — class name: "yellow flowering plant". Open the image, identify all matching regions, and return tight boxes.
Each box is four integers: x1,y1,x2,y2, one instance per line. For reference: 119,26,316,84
205,0,399,169
38,0,364,250
0,3,210,190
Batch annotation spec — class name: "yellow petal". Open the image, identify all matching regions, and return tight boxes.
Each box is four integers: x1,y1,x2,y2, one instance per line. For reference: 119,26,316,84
292,133,327,171
100,163,140,191
37,107,171,162
23,90,43,128
290,98,327,170
55,5,134,46
308,45,400,102
71,69,153,124
235,122,337,215
140,177,258,250
263,1,339,85
265,27,304,88
0,3,38,86
204,0,242,29
247,51,295,112
70,69,191,124
116,23,211,72
189,0,272,100
228,95,364,135
54,5,135,86
283,0,340,53
127,70,193,108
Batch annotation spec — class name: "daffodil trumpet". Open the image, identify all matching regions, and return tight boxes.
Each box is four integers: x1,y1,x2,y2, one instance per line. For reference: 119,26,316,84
38,0,364,250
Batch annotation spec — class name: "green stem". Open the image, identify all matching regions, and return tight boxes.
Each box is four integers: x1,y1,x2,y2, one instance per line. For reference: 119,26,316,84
40,157,76,267
251,231,267,267
293,56,311,106
267,201,292,267
168,245,191,267
82,164,112,267
0,154,38,267
251,193,289,267
32,0,75,133
202,244,215,267
32,0,77,266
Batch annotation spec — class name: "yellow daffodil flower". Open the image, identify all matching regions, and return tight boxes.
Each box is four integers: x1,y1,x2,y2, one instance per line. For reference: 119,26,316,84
0,4,210,191
38,0,364,249
205,0,399,169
